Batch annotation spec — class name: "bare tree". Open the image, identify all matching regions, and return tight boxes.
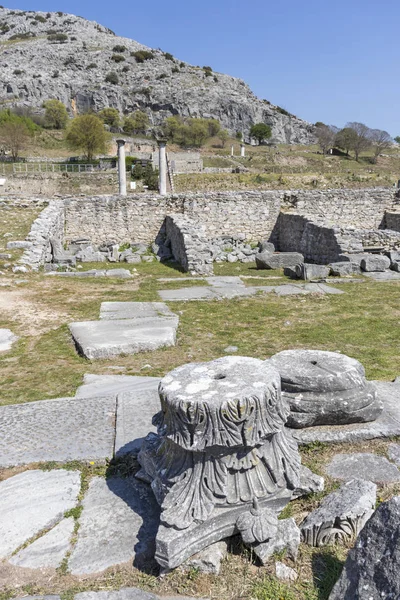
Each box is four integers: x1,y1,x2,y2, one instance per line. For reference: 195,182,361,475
345,122,371,161
369,129,392,163
0,121,30,161
315,124,336,155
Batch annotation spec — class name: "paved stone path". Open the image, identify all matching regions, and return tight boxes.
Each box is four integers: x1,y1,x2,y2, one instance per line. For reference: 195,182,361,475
69,302,179,359
158,276,344,301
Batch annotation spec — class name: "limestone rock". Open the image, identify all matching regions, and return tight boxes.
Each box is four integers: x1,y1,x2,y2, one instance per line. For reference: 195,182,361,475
256,252,304,270
259,241,275,253
325,452,400,484
329,261,360,276
295,263,330,280
0,470,80,558
275,561,298,582
301,479,376,547
181,541,228,575
9,517,75,569
293,465,325,499
252,518,301,564
6,240,32,249
0,328,18,352
360,255,391,272
268,350,382,428
329,496,400,600
388,443,400,466
75,590,209,600
76,245,106,263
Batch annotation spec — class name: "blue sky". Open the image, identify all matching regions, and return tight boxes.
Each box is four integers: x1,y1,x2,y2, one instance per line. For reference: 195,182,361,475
5,0,399,135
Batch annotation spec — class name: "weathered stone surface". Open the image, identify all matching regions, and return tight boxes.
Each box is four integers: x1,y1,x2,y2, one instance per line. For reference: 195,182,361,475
9,517,75,569
301,479,376,547
68,476,160,574
158,286,218,301
259,241,275,253
69,318,177,359
75,374,160,398
268,350,382,428
388,443,400,466
181,541,228,575
100,301,177,323
274,284,309,296
46,269,130,279
0,328,18,352
0,396,116,467
164,214,213,275
293,465,325,499
363,270,400,280
115,388,161,456
252,518,301,564
295,263,330,280
0,470,80,558
325,452,400,483
76,245,106,263
360,255,391,272
329,496,400,600
275,562,298,582
391,260,400,272
293,381,400,444
105,268,133,278
139,356,301,569
329,261,360,276
6,240,32,249
256,252,304,270
76,590,209,600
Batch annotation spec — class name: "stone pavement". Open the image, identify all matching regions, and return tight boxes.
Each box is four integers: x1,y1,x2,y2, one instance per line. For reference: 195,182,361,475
158,276,344,301
69,302,179,359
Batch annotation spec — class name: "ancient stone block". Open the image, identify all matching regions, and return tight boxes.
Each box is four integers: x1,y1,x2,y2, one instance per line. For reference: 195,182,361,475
301,479,376,547
329,496,400,600
295,263,330,280
76,245,106,263
256,252,304,270
329,261,359,276
268,350,382,428
360,255,391,272
325,452,400,484
138,356,301,569
252,518,301,563
259,241,275,253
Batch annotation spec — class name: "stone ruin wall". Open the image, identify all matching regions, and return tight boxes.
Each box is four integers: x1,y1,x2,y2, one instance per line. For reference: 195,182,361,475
64,188,397,250
164,214,213,275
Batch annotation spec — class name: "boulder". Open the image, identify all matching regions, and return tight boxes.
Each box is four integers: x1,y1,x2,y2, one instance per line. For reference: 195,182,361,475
252,518,301,564
301,479,376,547
329,497,400,600
268,349,382,428
259,241,275,254
283,266,299,279
256,252,304,270
295,263,330,280
360,255,391,272
391,261,400,272
329,262,360,276
275,562,298,582
76,245,106,263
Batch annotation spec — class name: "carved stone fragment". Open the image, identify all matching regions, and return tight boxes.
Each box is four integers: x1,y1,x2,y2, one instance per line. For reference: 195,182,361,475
300,479,376,547
138,356,301,569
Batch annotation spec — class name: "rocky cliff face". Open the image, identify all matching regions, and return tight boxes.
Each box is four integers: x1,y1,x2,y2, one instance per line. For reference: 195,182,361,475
0,7,315,144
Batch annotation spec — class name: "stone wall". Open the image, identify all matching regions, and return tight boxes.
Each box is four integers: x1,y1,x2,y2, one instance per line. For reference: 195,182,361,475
164,214,213,275
64,188,397,247
19,200,65,271
385,212,400,232
2,172,119,196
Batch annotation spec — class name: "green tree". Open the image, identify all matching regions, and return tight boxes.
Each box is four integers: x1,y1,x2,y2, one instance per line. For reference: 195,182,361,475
250,123,272,145
43,99,69,129
66,114,110,161
334,127,358,156
345,122,371,161
143,163,159,190
207,118,220,137
99,107,120,128
217,129,229,148
0,120,30,161
187,118,209,146
123,110,149,134
394,136,400,145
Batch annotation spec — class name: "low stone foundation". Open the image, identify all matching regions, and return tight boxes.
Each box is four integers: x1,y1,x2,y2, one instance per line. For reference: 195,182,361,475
164,214,213,275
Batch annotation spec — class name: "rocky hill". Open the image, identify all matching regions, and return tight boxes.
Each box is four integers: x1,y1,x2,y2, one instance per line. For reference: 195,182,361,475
0,7,315,144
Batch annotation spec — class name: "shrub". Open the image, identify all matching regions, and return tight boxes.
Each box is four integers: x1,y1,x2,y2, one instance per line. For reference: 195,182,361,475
111,54,125,63
131,50,154,63
64,56,76,66
10,32,36,40
48,33,68,43
122,65,130,73
105,71,119,85
180,62,185,68
112,44,126,53
164,52,174,61
52,70,59,78
86,62,97,69
157,73,168,80
99,107,120,128
71,36,77,41
34,15,46,23
31,21,38,25
203,65,212,72
143,164,159,190
56,11,63,16
43,99,69,129
276,106,291,117
13,69,24,75
0,22,9,33
172,67,179,73
214,76,218,82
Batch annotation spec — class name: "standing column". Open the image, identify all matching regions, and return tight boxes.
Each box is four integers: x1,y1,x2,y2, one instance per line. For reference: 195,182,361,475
240,143,245,158
158,139,167,196
231,145,234,157
116,139,127,196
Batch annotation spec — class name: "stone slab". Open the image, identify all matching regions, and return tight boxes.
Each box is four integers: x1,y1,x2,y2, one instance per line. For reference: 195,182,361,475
75,591,209,600
363,270,400,280
206,276,245,287
0,396,116,467
100,302,178,323
0,328,18,352
293,381,400,444
75,374,160,398
115,389,161,456
46,269,132,279
0,470,80,558
158,287,219,301
274,284,310,296
68,476,160,575
325,453,400,483
9,517,75,569
69,318,177,359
